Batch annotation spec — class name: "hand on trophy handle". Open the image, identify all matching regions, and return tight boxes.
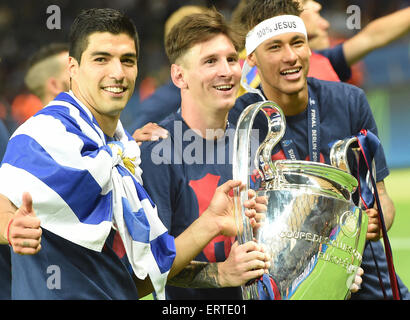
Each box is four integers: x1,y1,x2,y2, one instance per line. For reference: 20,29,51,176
244,189,267,234
365,208,383,241
217,241,270,287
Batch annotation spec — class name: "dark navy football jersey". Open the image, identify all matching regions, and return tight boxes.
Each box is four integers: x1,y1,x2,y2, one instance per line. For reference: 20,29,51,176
0,245,11,300
140,113,243,300
11,228,139,299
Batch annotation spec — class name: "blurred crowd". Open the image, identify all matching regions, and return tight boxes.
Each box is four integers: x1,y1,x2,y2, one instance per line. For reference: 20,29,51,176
0,0,409,136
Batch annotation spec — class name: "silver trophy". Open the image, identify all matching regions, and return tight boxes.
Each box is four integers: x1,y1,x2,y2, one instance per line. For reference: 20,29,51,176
233,101,368,300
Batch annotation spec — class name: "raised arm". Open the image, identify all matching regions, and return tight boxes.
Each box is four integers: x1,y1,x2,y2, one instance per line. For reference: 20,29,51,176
343,7,410,66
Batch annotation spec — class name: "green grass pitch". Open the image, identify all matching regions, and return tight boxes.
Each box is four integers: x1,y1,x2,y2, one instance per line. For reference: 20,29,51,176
385,168,410,289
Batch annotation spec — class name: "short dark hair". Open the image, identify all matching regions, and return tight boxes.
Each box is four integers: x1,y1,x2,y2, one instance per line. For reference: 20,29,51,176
165,9,240,64
234,0,303,33
69,8,140,64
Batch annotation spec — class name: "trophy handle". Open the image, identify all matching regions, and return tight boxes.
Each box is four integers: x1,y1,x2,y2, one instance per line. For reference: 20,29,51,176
329,136,376,208
232,101,286,245
330,136,360,174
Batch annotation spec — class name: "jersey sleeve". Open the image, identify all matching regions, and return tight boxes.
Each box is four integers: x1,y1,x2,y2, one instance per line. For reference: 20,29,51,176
316,44,352,82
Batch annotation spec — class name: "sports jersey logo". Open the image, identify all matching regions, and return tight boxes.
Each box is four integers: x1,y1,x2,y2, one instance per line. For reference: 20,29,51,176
189,173,234,262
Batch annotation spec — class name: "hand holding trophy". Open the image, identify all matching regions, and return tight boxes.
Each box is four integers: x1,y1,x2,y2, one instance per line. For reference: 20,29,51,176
232,101,368,300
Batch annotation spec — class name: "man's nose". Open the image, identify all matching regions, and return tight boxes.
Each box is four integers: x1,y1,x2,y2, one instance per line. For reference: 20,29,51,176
282,45,298,64
219,59,237,77
109,59,125,81
319,16,330,31
310,0,322,12
310,1,329,31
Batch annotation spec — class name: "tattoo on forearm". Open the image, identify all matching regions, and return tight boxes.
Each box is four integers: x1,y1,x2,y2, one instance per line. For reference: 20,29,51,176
167,261,221,288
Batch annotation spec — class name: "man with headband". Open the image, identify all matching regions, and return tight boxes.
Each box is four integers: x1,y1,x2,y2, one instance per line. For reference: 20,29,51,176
233,0,410,96
229,0,409,299
228,0,409,300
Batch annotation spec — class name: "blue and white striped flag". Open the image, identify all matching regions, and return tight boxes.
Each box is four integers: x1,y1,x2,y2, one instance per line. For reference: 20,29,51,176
0,91,175,299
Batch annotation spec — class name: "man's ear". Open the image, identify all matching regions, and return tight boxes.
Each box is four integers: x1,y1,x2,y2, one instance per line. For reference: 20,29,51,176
45,77,60,97
170,63,188,89
68,56,79,79
246,52,257,67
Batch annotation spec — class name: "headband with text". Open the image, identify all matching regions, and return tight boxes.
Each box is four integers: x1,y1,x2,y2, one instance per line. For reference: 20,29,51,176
245,15,307,54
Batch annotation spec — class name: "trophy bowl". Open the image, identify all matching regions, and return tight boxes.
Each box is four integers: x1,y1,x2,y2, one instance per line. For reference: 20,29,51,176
233,101,368,300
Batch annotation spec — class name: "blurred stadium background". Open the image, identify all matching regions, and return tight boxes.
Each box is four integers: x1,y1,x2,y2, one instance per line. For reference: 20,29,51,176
0,0,409,294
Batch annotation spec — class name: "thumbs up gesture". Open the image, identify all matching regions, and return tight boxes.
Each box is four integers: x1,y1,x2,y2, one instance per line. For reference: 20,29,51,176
6,192,42,255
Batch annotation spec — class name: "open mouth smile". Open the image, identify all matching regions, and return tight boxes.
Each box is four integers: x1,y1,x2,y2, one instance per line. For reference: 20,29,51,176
102,85,127,96
280,67,302,76
214,84,235,91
